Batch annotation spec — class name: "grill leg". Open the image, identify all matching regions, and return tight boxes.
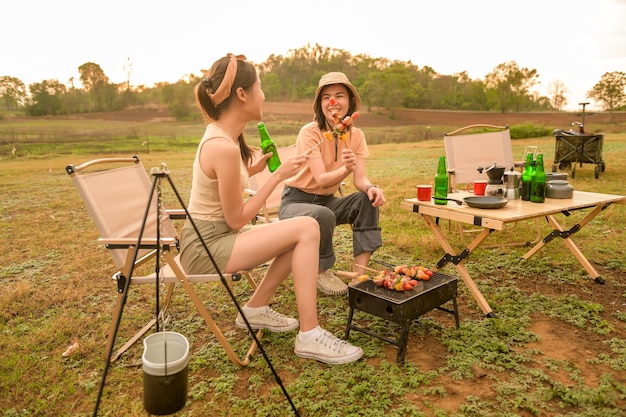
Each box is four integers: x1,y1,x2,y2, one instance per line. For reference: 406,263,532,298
344,307,355,339
396,320,411,364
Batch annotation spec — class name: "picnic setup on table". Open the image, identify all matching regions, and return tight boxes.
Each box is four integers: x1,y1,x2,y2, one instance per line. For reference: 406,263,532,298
396,124,624,321
400,190,625,317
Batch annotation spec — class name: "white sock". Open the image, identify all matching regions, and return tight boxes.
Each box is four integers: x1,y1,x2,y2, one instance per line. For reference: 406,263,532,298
298,326,322,343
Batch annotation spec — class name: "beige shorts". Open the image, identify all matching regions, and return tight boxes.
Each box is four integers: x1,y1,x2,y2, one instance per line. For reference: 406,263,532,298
179,219,238,275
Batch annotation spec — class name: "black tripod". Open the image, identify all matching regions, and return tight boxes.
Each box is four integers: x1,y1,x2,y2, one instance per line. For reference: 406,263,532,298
93,165,300,416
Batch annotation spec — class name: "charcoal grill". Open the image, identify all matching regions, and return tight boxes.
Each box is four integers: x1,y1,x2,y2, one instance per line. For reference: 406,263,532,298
344,272,459,364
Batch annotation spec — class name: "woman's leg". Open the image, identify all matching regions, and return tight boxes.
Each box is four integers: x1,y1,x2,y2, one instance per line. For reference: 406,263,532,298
225,216,320,331
227,214,363,363
279,202,337,271
327,191,382,270
353,252,372,275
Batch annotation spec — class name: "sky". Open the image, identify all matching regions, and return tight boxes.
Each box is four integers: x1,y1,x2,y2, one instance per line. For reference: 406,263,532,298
2,0,625,111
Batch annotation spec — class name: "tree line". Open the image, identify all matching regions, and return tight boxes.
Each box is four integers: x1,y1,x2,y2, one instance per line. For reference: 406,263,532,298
1,44,625,118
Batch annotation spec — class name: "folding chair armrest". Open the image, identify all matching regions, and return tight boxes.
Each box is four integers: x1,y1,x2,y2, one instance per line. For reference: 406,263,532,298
98,237,178,246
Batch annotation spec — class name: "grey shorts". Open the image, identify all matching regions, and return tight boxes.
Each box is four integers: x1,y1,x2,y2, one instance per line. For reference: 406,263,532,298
179,219,238,275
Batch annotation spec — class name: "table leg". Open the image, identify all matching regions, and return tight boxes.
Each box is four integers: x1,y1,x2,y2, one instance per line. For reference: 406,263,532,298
522,204,606,283
423,214,497,318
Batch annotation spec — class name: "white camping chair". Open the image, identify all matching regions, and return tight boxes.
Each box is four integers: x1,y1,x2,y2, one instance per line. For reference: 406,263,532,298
443,124,540,247
444,124,522,191
66,156,261,366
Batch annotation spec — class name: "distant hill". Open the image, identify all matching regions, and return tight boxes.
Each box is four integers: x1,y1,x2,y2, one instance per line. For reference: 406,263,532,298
56,102,625,131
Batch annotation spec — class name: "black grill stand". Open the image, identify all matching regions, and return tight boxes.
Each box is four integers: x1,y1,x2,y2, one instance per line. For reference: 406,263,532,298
345,272,459,364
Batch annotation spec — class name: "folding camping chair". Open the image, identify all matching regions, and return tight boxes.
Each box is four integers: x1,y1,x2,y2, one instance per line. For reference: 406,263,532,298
245,145,296,223
444,124,522,191
443,124,540,247
66,156,262,367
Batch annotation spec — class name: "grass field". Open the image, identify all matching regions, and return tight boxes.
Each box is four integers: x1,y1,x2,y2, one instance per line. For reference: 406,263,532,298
1,107,625,416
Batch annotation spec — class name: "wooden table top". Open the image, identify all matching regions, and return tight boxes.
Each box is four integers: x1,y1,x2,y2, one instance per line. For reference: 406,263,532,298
401,191,626,230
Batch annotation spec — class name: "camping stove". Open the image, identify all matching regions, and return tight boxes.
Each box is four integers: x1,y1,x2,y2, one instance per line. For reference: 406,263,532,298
345,272,459,364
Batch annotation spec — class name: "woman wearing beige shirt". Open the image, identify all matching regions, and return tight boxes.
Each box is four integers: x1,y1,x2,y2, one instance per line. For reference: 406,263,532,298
279,72,386,296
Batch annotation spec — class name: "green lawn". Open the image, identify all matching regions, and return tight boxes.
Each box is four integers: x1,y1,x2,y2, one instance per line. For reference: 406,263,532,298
1,133,625,416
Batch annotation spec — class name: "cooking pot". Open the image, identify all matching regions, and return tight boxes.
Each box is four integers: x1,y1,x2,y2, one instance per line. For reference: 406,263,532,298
546,172,568,182
546,180,574,199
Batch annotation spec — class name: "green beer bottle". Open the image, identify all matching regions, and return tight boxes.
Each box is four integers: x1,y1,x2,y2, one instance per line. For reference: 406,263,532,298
521,152,535,201
530,154,546,203
434,156,448,205
258,122,281,172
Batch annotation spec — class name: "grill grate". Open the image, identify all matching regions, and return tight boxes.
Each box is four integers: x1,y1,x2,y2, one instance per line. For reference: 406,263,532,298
351,271,454,303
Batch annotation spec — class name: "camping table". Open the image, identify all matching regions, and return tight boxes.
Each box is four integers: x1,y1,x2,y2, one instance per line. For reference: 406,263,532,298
400,191,626,318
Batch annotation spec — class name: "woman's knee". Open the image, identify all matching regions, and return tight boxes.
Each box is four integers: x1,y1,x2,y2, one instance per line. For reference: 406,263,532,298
300,216,320,239
283,204,335,227
288,216,320,239
357,191,377,210
314,206,336,226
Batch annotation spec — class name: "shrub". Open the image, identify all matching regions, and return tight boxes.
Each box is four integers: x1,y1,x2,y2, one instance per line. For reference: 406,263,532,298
510,123,553,139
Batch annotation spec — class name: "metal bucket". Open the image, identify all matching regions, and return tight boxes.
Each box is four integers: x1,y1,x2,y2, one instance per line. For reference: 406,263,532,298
142,332,189,415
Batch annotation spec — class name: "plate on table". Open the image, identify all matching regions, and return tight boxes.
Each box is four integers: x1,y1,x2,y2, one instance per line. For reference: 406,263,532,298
463,196,508,209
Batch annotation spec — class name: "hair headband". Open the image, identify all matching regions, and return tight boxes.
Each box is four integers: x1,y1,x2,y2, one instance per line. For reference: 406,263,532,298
204,53,246,106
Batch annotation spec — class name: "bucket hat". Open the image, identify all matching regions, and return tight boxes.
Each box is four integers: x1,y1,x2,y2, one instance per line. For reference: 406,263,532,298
313,72,361,112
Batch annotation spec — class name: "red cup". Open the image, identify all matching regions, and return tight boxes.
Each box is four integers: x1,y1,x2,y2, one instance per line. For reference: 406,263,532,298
416,185,432,201
472,180,488,196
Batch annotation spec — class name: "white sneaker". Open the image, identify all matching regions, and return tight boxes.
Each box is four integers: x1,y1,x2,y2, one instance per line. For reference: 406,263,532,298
236,306,299,332
294,327,364,364
317,270,348,295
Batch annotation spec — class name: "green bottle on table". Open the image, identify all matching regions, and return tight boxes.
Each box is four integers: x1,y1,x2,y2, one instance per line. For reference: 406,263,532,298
434,156,448,205
530,154,546,203
521,153,535,201
258,122,281,172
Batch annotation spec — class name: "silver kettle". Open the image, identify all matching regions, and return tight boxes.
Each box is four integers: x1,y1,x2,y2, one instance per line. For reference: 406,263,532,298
503,168,521,200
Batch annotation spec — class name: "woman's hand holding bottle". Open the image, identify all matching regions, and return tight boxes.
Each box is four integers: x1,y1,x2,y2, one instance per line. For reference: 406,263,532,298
249,152,273,176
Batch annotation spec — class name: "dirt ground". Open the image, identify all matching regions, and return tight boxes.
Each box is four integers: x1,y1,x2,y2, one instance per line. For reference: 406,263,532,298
395,274,626,414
